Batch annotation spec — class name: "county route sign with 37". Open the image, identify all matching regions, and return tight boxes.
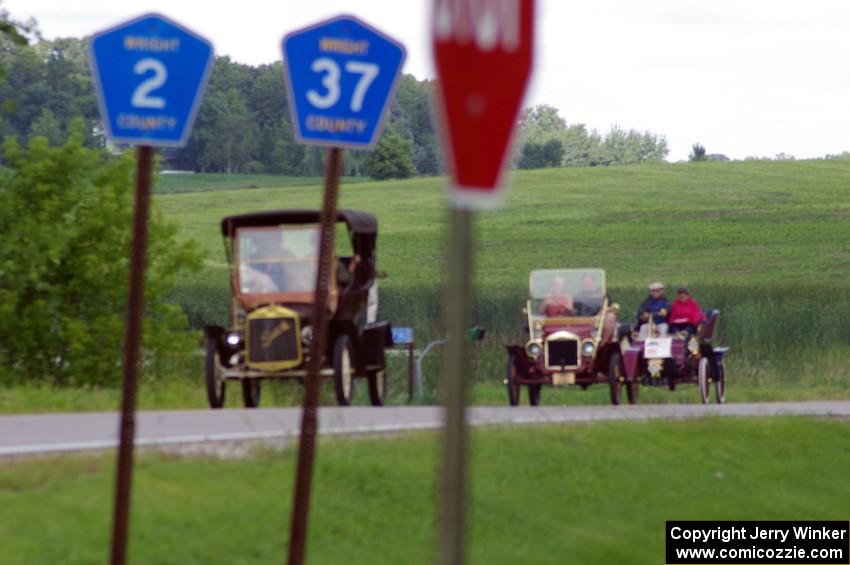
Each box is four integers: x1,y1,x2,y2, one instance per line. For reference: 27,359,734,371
89,13,214,147
282,15,406,149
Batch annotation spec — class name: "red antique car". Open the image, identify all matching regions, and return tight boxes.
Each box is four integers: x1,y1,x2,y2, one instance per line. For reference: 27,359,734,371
505,269,637,406
621,311,728,403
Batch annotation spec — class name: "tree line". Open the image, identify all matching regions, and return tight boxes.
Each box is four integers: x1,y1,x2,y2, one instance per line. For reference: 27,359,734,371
1,10,671,178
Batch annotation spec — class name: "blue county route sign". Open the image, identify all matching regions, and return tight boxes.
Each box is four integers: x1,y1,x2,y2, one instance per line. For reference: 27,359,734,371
89,13,214,147
282,15,406,150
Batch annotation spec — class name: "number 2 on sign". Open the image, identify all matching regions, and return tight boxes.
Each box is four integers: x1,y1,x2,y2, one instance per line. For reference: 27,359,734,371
306,57,379,112
131,58,167,109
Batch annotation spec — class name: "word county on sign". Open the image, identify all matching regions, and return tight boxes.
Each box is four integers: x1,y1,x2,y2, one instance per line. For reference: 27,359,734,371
282,15,406,149
89,13,214,147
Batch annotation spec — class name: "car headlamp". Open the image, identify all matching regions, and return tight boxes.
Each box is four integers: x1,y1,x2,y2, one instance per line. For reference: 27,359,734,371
226,332,242,346
688,337,700,356
581,339,596,357
301,325,314,345
525,341,542,359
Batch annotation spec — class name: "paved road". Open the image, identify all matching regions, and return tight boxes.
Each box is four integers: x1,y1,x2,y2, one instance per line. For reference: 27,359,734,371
1,401,848,458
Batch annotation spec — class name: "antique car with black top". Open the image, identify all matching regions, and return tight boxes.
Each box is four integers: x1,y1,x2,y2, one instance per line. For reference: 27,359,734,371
504,269,636,406
203,209,393,408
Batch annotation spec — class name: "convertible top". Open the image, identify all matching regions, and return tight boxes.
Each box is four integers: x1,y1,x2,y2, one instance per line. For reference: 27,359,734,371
220,209,377,237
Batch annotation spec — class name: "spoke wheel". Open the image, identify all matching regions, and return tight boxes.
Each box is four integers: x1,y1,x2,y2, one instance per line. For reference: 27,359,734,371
715,361,726,404
368,370,387,406
204,337,226,409
528,384,541,406
333,334,355,406
698,357,712,404
626,376,639,405
608,351,625,406
242,379,261,408
506,355,521,406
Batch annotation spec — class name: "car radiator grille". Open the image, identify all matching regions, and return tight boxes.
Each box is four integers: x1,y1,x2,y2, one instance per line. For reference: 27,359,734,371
248,316,300,364
546,339,579,370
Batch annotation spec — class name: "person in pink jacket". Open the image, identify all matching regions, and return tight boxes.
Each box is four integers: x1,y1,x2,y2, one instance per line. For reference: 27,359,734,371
668,287,705,336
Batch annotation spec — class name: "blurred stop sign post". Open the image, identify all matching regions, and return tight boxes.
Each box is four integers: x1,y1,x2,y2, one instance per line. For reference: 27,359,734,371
89,13,213,565
282,16,405,565
432,1,535,563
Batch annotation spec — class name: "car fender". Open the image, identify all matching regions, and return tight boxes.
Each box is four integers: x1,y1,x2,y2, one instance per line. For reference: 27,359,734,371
505,344,535,378
622,344,643,380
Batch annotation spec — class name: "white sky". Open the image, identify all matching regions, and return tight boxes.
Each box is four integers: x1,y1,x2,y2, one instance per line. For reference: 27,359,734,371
8,0,850,161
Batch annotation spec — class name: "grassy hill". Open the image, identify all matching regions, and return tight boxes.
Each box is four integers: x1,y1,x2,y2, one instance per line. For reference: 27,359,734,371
155,159,850,406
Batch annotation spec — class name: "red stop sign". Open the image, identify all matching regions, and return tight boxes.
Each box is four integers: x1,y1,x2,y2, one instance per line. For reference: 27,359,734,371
432,0,535,208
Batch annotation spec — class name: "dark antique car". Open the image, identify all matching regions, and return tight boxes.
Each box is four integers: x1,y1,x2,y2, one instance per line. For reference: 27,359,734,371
505,269,637,406
621,311,728,403
203,209,393,409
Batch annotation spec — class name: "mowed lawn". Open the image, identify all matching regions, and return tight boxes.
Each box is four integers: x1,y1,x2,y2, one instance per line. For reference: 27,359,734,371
1,417,847,564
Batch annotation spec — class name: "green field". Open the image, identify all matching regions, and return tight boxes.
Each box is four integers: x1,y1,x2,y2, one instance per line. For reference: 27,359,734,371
163,160,850,404
1,417,847,563
5,160,850,411
155,172,369,194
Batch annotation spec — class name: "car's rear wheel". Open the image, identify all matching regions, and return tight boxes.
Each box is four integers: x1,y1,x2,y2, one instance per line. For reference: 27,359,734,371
714,361,726,404
608,351,625,406
368,370,387,406
506,355,520,406
205,336,226,409
242,379,261,408
333,334,354,406
697,357,711,404
528,384,541,406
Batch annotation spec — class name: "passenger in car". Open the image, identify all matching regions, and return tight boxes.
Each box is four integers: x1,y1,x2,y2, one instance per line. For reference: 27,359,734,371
636,281,669,339
668,286,705,338
539,276,574,317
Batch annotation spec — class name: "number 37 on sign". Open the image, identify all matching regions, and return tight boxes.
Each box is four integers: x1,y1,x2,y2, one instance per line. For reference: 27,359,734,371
282,15,407,150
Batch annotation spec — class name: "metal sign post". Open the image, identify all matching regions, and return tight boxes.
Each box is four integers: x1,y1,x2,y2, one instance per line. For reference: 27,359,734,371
89,13,213,565
287,147,342,565
431,1,535,563
110,145,152,565
281,16,406,564
437,207,473,565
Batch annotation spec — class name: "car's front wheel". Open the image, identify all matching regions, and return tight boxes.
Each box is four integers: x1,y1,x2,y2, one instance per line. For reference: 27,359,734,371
528,384,541,406
242,379,261,408
204,337,226,409
333,334,355,406
626,377,639,405
506,355,521,406
608,351,625,406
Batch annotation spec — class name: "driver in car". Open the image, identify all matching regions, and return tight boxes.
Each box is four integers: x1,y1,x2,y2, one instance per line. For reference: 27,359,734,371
573,273,605,316
635,281,669,339
539,276,574,317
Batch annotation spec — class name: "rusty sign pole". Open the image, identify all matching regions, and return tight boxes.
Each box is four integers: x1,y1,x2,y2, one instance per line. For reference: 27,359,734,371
438,207,474,565
110,145,154,565
287,147,343,565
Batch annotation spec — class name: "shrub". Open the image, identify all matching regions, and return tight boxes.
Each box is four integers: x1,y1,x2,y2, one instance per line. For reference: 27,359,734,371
241,160,266,174
0,129,203,386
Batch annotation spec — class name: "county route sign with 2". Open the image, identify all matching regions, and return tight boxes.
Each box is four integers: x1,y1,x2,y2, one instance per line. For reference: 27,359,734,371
90,13,214,147
282,15,406,149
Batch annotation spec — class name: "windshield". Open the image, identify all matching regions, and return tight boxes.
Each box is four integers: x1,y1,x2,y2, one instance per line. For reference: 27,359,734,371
237,226,320,294
529,269,607,318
